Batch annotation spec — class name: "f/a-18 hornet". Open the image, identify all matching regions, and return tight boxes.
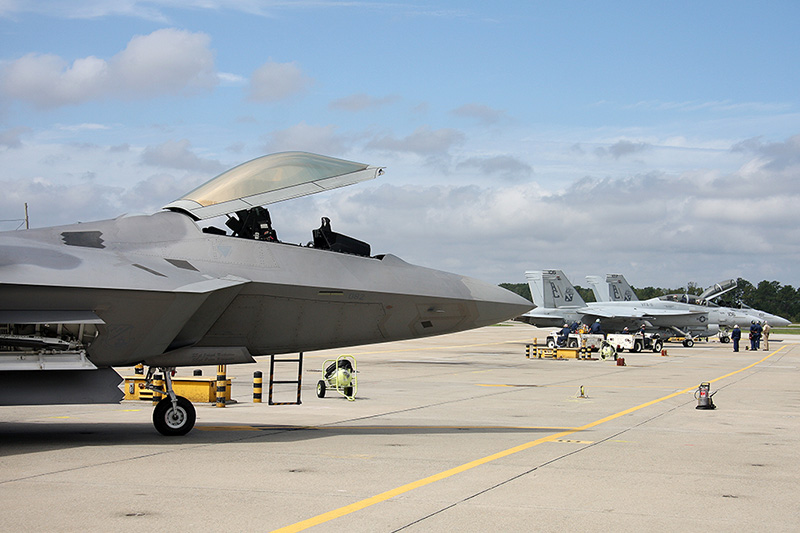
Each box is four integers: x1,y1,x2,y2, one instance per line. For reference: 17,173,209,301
517,270,714,345
586,274,790,329
0,152,531,435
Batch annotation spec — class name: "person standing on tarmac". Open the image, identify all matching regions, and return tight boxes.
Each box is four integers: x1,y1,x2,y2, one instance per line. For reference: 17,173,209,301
731,324,741,352
762,322,771,351
749,321,758,351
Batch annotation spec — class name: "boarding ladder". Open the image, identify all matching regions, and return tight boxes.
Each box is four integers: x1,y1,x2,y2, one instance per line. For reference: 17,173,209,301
268,352,303,405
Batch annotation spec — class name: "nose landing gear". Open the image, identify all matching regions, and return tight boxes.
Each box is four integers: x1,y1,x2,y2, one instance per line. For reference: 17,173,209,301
144,367,197,436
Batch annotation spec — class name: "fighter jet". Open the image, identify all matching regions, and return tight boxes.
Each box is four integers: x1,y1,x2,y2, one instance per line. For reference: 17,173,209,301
586,274,790,328
0,152,531,435
516,270,715,345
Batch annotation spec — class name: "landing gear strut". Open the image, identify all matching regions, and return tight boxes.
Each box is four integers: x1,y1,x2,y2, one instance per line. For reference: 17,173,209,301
144,367,196,436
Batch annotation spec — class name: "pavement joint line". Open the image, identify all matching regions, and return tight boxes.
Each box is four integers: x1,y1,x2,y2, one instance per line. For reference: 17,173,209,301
270,345,788,533
197,424,579,432
304,340,525,358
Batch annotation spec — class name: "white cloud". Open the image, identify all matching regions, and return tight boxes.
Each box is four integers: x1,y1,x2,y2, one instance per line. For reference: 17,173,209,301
110,28,216,96
329,93,400,112
367,126,465,157
456,155,533,182
595,140,651,159
247,61,311,102
264,122,346,155
0,28,216,108
450,103,507,125
0,126,30,148
140,139,225,173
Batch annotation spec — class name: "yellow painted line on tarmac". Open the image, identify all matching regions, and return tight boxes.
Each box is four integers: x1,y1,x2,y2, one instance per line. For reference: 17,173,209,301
271,345,788,533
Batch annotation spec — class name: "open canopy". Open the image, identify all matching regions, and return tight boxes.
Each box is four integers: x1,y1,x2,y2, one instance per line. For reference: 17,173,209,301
163,152,382,220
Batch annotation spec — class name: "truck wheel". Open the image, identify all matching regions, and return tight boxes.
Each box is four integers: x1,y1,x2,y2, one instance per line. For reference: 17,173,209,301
316,380,326,398
652,340,663,352
546,338,556,349
568,339,578,348
632,340,642,353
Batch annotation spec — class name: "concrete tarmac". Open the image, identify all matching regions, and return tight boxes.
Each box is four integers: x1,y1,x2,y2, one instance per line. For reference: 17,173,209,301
1,322,799,532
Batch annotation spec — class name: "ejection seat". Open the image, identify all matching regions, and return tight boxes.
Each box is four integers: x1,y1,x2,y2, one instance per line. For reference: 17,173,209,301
312,217,371,257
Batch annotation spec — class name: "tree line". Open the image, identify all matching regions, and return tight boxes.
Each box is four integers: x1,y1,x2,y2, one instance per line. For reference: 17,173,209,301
499,277,799,323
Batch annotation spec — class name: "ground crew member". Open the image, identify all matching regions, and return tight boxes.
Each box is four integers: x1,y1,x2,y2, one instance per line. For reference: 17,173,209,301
590,319,602,335
731,324,741,352
558,323,570,346
762,322,770,350
749,321,761,350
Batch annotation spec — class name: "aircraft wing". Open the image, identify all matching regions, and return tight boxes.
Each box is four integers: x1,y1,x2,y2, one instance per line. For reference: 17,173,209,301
163,151,383,220
0,310,104,324
581,305,705,320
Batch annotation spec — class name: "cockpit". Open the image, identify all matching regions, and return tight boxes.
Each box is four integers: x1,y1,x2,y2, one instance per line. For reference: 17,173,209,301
164,152,381,258
200,206,371,257
658,294,719,307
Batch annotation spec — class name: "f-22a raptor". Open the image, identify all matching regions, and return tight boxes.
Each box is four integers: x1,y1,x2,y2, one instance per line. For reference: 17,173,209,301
0,152,531,435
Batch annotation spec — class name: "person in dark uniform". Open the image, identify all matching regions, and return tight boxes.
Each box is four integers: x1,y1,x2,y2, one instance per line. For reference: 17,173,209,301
749,321,759,351
731,324,741,352
558,323,570,346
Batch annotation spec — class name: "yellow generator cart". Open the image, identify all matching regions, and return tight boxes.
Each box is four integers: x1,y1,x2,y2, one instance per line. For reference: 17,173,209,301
316,355,357,401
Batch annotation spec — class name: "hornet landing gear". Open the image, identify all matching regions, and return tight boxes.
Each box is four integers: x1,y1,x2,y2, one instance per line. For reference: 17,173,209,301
144,367,196,436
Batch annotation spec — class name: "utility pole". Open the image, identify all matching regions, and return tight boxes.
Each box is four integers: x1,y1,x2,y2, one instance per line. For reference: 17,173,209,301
24,202,29,229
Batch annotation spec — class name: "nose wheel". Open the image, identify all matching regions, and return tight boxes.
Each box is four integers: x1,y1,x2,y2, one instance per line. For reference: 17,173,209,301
144,367,198,436
153,396,196,436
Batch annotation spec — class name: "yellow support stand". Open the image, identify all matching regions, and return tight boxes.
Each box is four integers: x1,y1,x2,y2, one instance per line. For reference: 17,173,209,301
253,371,263,403
216,365,227,408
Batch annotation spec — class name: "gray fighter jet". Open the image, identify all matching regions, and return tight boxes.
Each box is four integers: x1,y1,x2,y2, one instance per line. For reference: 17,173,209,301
516,270,715,345
586,274,790,328
0,152,531,435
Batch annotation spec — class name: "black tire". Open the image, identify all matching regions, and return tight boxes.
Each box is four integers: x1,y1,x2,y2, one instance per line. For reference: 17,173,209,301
683,339,694,347
632,340,642,353
153,396,195,436
720,336,730,344
567,339,578,348
546,338,556,349
316,380,326,398
343,386,354,397
652,340,663,352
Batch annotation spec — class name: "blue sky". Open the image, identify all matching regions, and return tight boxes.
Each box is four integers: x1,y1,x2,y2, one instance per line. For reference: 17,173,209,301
2,1,799,289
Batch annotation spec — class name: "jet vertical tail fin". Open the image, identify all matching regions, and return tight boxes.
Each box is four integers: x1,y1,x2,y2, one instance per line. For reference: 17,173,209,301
525,270,586,309
603,274,639,302
585,276,606,302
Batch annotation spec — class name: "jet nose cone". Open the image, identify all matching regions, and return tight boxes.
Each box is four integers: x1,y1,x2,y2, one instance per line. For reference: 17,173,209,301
460,276,533,326
771,316,791,327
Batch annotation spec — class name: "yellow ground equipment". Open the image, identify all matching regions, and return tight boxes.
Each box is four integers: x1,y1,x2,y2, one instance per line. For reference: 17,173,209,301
316,355,357,401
